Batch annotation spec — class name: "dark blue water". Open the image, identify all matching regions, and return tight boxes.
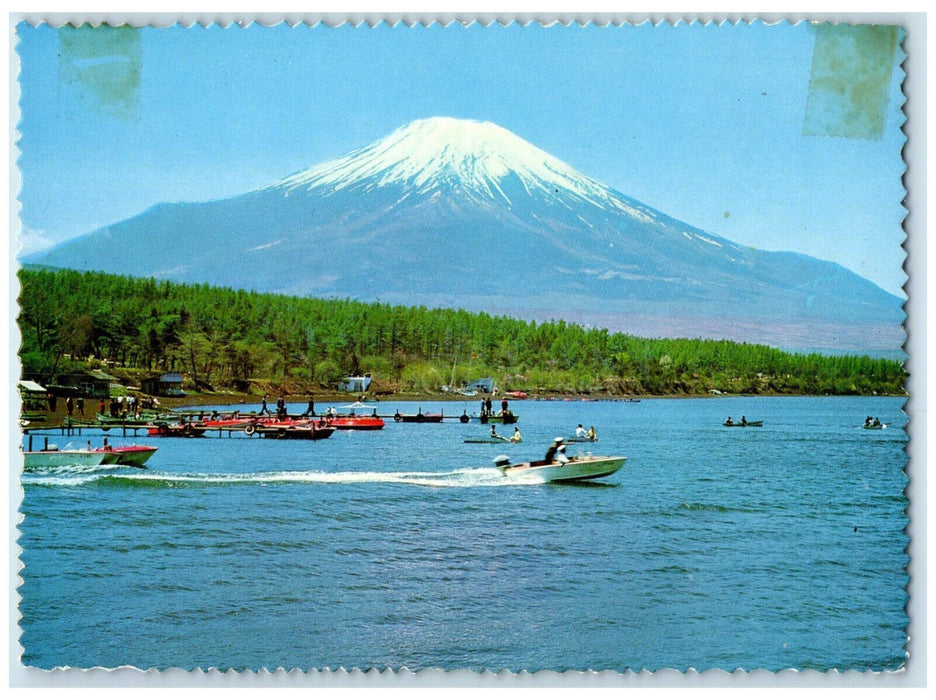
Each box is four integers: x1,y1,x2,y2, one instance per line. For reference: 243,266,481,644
17,396,908,672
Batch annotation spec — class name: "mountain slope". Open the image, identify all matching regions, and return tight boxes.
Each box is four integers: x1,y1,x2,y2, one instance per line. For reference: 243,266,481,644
28,117,904,353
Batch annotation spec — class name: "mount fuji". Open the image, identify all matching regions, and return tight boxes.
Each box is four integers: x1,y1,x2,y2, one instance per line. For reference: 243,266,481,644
26,117,903,354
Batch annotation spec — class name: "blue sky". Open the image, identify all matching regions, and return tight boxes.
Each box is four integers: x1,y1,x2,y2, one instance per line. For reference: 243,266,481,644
15,20,907,296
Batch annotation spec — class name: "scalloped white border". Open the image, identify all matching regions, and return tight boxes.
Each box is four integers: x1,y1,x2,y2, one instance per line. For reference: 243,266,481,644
4,6,927,690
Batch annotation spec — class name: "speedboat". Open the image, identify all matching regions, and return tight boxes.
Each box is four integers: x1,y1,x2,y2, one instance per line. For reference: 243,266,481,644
94,443,157,467
494,454,626,483
22,444,111,469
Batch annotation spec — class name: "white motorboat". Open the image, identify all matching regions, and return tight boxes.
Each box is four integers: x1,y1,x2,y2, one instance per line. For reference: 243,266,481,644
494,454,626,483
22,444,112,469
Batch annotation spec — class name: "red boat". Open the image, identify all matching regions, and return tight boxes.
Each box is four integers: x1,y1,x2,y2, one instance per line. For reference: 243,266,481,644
327,415,385,430
504,391,529,399
95,443,158,467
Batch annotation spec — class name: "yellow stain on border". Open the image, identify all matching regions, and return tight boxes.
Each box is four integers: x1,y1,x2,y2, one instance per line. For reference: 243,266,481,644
803,24,898,140
58,25,141,122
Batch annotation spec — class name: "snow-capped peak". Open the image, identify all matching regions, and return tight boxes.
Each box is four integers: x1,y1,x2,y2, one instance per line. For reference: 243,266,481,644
274,117,643,214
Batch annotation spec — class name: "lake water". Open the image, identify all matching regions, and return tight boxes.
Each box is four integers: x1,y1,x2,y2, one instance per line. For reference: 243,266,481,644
16,396,908,673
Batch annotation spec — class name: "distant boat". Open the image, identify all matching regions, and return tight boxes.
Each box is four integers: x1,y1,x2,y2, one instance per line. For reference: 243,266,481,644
503,391,528,399
862,422,888,430
478,411,518,425
494,454,626,483
723,420,763,427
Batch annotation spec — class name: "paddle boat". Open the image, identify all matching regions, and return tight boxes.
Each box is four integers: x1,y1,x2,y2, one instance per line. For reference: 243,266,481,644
493,453,626,483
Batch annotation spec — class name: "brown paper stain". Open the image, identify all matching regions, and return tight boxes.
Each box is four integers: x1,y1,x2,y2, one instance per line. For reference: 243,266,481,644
58,24,141,121
803,24,898,140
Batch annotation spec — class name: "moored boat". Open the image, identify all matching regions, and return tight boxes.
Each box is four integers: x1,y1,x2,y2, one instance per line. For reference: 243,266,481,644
327,415,385,430
479,411,518,424
147,422,207,438
494,454,626,483
255,421,335,440
393,409,444,423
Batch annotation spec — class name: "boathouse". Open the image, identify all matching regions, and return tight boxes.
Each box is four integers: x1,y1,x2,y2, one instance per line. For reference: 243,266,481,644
141,372,185,397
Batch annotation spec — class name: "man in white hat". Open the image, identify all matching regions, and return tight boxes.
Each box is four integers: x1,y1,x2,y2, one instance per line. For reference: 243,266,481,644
545,437,566,464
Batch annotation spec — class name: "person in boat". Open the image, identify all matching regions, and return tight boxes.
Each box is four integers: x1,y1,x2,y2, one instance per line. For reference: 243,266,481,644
260,395,270,416
501,398,509,415
485,398,493,415
555,444,570,465
725,417,734,425
587,426,597,441
479,399,487,418
741,416,748,426
873,417,882,427
575,424,587,439
276,396,287,419
865,416,873,427
510,427,523,443
301,397,316,417
544,437,565,463
490,425,499,438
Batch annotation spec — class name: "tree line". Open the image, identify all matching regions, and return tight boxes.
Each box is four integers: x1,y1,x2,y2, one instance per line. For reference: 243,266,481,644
17,267,906,396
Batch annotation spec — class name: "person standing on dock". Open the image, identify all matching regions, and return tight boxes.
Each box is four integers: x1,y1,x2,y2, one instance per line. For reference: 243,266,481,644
66,396,74,417
76,397,84,417
260,395,270,415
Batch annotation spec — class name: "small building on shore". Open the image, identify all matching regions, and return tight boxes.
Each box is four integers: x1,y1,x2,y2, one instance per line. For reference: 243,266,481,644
465,378,495,394
338,374,372,393
141,372,186,397
53,370,117,399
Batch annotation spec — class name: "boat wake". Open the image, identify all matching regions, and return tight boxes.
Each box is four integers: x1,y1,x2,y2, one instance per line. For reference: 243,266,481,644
22,466,548,488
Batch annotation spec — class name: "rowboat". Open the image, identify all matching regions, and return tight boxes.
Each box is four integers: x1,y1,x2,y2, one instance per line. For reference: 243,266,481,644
862,423,888,430
566,436,598,443
464,437,517,444
723,420,763,427
494,454,626,483
22,444,112,469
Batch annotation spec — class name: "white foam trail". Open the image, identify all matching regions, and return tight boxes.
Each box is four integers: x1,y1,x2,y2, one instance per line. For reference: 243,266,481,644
111,467,533,488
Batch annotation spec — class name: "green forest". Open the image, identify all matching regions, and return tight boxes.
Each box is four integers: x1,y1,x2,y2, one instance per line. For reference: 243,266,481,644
17,267,906,397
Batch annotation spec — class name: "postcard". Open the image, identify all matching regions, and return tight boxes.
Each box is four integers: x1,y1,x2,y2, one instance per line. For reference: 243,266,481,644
9,14,921,686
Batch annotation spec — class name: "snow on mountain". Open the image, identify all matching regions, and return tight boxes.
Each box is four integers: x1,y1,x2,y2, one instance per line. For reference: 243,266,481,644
274,117,659,224
25,116,904,354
